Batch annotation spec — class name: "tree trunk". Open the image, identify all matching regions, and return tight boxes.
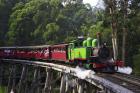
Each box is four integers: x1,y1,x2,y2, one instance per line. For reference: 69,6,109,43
108,0,118,60
112,32,118,61
122,0,128,63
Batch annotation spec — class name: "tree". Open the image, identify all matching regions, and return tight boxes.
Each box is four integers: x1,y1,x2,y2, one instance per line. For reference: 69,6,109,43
43,23,60,44
0,0,28,46
103,0,140,67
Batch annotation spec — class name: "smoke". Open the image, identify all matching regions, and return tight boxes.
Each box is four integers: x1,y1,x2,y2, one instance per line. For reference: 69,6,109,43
117,67,132,74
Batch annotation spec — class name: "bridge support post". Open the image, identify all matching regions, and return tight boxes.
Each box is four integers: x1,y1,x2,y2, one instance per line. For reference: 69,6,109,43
94,88,103,93
24,72,29,93
65,75,69,93
0,60,5,90
104,87,111,93
60,73,66,93
7,64,17,93
72,79,78,93
0,62,4,87
37,69,41,93
7,64,12,93
65,74,74,93
65,75,78,93
18,65,27,93
30,66,39,93
78,80,84,93
85,83,98,93
43,68,53,93
73,86,78,93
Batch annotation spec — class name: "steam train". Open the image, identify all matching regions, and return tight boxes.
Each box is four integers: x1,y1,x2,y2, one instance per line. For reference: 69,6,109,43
0,37,124,72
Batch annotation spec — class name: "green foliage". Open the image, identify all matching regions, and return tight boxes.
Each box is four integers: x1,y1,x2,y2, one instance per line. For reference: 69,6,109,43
0,86,6,93
103,0,140,69
133,53,140,75
0,0,28,46
43,23,60,44
6,0,100,45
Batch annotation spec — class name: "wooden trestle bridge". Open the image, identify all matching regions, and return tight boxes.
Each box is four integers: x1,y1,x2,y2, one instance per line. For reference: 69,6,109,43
0,59,140,93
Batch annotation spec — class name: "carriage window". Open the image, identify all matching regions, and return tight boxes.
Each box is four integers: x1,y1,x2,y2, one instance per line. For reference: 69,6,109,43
4,49,11,53
52,46,66,52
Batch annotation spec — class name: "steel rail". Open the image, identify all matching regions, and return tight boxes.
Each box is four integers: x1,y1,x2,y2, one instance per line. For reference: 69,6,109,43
97,73,140,93
115,73,140,82
113,73,140,87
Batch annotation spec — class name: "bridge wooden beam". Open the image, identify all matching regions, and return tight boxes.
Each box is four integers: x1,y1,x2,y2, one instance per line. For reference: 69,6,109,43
7,64,12,93
30,66,39,93
37,69,41,93
78,80,84,93
60,73,66,93
43,68,53,93
73,86,78,93
24,68,29,93
65,74,73,93
85,83,97,93
0,62,4,87
104,87,111,93
18,65,28,93
7,64,17,93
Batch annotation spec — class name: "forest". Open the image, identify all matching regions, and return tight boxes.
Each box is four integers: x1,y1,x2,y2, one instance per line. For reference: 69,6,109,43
0,0,140,75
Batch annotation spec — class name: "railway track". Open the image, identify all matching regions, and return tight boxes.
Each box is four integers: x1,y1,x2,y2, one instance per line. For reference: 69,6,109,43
113,73,140,86
97,73,140,93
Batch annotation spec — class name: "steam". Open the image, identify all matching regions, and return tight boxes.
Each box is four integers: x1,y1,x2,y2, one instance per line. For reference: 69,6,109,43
74,66,132,79
117,67,132,74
